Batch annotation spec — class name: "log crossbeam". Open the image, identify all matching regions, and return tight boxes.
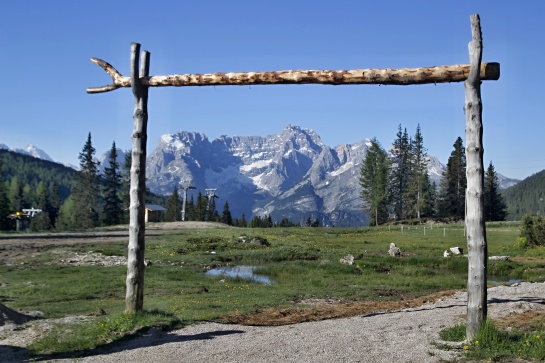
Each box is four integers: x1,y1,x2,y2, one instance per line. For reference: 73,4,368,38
87,60,500,93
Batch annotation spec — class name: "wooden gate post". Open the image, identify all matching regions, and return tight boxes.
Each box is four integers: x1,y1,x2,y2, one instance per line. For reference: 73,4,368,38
465,14,488,340
125,43,150,313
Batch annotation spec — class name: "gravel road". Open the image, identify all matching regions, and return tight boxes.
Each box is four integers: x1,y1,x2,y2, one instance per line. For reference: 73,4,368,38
47,282,544,363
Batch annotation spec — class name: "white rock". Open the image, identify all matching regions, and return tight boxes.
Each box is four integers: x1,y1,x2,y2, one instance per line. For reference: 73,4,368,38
489,256,510,261
389,243,402,257
449,247,463,255
340,254,354,265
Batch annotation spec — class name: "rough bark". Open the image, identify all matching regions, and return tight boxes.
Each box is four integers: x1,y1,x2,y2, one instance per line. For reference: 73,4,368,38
87,62,500,93
465,14,488,340
125,43,150,313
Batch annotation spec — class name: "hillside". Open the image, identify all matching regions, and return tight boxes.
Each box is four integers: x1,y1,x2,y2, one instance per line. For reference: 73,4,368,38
0,149,166,212
502,169,545,220
0,148,77,201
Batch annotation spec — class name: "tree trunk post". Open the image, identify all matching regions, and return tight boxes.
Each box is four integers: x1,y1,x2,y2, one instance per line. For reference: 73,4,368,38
125,43,150,313
87,62,500,94
465,14,487,340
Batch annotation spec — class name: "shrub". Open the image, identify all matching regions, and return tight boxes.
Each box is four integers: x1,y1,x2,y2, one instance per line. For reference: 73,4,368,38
520,214,545,247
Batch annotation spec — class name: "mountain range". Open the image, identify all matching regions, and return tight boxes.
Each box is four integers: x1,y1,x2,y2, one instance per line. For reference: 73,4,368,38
1,126,521,226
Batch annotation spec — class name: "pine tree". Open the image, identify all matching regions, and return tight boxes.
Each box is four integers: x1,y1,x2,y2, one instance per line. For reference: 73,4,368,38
389,125,411,220
56,196,76,230
360,137,390,226
405,125,428,219
71,133,100,229
165,186,181,222
186,194,195,221
484,162,507,221
8,176,22,212
102,142,124,226
30,181,50,231
438,137,466,219
120,151,131,223
22,183,32,209
422,178,437,218
240,212,247,227
0,156,12,231
208,197,220,222
48,183,61,229
196,192,207,221
222,201,233,225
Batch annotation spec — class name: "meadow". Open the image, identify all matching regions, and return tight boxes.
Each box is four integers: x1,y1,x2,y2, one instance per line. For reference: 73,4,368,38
1,221,544,359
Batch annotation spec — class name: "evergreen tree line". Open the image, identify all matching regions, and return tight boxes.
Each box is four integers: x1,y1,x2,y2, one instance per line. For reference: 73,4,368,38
501,169,545,220
163,186,302,228
0,149,74,231
56,133,166,230
360,124,507,225
0,133,166,231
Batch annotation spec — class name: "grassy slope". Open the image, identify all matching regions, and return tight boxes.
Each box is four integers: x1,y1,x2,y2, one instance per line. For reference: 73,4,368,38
1,222,544,357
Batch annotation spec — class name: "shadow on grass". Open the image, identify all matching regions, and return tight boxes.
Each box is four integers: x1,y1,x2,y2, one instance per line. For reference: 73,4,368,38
30,327,245,361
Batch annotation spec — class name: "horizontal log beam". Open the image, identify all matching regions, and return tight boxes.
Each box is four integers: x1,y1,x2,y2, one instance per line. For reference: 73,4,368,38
87,59,500,94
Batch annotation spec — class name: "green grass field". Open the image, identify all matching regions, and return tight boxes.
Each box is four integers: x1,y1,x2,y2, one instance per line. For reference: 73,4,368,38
1,222,544,359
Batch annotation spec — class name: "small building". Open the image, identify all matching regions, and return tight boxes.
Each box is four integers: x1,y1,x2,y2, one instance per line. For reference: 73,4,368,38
7,211,31,232
145,204,167,223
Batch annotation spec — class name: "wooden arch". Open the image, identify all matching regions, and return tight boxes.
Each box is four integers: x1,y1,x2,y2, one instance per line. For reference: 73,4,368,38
88,14,498,339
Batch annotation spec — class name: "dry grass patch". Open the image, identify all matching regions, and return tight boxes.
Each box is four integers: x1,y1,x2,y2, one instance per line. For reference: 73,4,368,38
218,290,458,326
493,307,545,332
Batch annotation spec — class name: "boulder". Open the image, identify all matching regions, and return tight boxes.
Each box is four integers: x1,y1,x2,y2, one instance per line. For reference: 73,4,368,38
449,247,463,255
251,237,270,246
340,254,354,265
489,256,510,261
238,235,270,246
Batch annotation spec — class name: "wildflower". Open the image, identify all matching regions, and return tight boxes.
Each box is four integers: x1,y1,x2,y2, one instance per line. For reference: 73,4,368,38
463,345,469,350
536,335,541,339
475,340,479,345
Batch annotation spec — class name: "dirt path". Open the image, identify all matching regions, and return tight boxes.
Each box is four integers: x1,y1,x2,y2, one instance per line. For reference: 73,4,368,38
0,222,227,265
9,282,542,363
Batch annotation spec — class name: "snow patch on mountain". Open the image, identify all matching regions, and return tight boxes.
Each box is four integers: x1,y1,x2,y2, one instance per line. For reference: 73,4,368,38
13,144,54,162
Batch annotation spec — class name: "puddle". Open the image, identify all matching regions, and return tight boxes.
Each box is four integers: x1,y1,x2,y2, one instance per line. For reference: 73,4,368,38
206,265,272,284
488,279,523,285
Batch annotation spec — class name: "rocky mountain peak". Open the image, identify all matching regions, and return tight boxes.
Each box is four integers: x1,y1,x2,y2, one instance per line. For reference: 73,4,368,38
146,126,372,226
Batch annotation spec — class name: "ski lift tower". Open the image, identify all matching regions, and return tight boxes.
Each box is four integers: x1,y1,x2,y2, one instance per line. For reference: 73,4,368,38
180,181,196,221
205,188,219,221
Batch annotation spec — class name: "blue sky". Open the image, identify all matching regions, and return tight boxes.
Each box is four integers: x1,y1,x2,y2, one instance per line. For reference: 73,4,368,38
1,1,543,180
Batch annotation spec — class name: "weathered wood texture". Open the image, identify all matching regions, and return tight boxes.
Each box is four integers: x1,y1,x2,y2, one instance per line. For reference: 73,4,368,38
465,14,488,340
125,43,150,313
87,61,500,93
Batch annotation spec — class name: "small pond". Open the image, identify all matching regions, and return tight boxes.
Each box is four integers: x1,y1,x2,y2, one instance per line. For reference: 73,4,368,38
205,265,272,284
488,279,523,285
